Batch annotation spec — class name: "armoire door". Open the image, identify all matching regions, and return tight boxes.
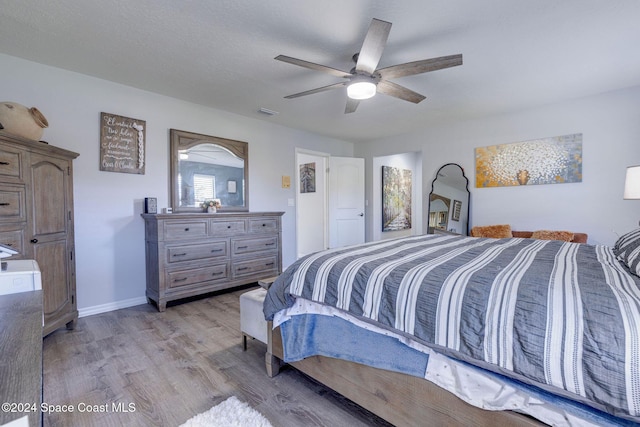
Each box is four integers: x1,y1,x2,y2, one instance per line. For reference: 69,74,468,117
28,152,76,335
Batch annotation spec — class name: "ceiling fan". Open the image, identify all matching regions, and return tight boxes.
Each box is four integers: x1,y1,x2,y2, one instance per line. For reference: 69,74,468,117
275,18,462,114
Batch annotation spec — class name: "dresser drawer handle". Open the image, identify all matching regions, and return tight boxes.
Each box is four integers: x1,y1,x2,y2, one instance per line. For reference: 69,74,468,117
238,267,248,271
174,277,188,282
262,223,267,227
265,262,274,266
265,242,275,246
0,202,10,206
211,249,223,253
212,272,223,276
0,161,9,165
184,227,190,231
172,253,187,257
237,245,248,249
227,225,231,229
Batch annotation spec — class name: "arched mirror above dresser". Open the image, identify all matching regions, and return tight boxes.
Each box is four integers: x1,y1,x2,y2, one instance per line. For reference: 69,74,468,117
170,129,248,212
427,163,470,235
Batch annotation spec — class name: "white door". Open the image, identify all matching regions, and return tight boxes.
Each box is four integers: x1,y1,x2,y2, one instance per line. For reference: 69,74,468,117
296,151,328,258
329,157,365,248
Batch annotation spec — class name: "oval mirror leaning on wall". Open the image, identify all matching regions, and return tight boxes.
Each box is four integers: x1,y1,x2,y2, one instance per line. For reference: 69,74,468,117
427,163,470,235
170,129,248,212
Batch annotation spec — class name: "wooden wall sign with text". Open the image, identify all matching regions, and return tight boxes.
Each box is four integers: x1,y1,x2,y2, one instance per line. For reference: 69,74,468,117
100,112,146,174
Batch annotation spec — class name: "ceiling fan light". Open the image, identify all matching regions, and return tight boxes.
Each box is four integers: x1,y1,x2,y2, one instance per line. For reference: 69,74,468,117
347,81,376,100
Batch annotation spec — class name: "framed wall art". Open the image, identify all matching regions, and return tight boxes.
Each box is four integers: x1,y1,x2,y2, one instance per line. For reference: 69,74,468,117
100,112,146,174
452,199,462,222
475,133,582,187
300,162,316,193
382,166,412,231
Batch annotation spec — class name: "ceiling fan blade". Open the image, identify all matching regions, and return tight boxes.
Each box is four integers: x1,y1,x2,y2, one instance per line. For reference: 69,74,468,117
345,98,360,114
377,80,426,104
355,18,392,74
377,54,463,80
283,82,347,99
275,55,352,78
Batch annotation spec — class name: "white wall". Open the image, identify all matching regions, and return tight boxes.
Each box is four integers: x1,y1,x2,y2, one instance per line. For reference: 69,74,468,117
356,85,640,247
372,152,422,241
0,53,353,315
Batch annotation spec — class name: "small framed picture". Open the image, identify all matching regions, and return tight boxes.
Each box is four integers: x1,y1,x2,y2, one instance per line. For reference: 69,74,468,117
452,200,462,221
227,180,237,194
144,197,157,214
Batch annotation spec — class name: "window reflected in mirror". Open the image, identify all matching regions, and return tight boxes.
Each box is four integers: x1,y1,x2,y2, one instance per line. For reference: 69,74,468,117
429,194,450,231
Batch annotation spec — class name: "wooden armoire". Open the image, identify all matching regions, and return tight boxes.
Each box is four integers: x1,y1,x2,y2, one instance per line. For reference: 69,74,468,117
0,130,78,336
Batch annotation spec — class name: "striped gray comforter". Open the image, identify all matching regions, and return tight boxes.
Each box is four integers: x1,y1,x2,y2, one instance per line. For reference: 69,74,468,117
263,234,640,420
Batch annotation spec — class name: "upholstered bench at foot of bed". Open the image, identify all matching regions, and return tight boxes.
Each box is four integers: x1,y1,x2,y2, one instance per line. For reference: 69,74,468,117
240,288,268,350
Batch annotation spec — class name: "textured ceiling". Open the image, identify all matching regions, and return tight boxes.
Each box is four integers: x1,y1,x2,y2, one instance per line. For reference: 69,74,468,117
1,1,640,143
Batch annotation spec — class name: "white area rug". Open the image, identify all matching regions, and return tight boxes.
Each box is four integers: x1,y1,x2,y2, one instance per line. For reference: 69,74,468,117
179,396,273,427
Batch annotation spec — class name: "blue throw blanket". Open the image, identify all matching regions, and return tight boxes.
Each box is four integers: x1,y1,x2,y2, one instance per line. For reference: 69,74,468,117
264,234,640,421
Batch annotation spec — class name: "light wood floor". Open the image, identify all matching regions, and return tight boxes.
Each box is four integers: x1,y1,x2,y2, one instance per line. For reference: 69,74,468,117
43,286,392,427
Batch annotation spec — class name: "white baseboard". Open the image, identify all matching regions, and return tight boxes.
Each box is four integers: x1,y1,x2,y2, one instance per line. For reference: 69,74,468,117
78,296,148,318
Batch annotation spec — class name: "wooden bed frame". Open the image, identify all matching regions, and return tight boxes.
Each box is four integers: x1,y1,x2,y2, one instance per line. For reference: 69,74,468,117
262,234,597,426
266,322,545,427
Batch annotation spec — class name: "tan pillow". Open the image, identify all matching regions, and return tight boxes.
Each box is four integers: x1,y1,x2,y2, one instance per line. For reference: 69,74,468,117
531,230,574,242
470,224,513,239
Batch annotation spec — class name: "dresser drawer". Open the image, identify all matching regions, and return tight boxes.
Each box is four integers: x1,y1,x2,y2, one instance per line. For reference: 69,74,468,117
210,219,246,235
0,149,21,179
0,186,26,220
249,218,279,233
233,255,278,278
164,221,208,240
167,263,228,289
166,241,228,263
232,236,278,255
0,229,24,254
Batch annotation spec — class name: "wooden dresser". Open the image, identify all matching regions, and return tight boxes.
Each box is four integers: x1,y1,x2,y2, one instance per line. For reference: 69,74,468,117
142,212,284,311
0,131,78,336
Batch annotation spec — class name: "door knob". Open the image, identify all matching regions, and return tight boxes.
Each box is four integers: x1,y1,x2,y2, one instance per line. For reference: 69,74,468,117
358,213,364,217
30,238,38,244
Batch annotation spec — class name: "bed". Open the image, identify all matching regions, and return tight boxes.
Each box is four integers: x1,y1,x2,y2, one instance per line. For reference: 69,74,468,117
263,231,640,426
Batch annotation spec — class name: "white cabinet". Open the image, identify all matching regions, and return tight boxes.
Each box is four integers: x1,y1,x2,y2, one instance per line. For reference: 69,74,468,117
0,260,41,295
